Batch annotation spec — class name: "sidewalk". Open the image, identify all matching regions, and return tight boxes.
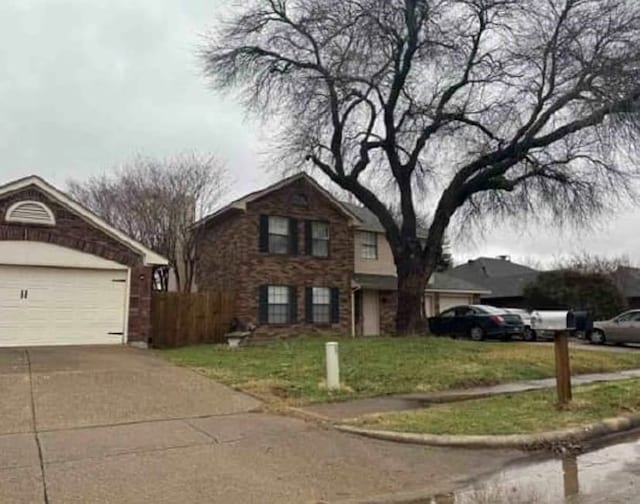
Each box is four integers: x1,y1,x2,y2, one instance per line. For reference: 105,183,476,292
302,369,640,420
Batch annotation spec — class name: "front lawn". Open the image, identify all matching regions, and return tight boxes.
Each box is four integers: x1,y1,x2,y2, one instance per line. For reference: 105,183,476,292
348,378,640,435
163,336,640,405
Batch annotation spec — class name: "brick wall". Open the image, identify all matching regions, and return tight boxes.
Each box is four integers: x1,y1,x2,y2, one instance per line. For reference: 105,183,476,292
0,185,151,343
196,177,353,337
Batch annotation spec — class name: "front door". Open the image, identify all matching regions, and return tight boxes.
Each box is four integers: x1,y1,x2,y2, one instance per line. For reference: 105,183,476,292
362,290,380,336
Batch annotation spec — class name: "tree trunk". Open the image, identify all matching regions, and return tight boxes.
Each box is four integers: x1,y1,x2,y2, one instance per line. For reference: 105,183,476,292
395,258,430,335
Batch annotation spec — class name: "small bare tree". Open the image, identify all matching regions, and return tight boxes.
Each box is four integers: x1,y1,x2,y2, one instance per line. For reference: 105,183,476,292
69,153,227,292
202,0,640,334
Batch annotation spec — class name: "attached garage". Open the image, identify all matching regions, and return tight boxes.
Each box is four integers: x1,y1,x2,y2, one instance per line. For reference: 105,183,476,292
0,176,167,348
437,294,476,313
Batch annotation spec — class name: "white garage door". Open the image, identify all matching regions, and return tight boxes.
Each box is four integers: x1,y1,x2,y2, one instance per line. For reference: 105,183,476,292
0,266,128,347
438,294,473,314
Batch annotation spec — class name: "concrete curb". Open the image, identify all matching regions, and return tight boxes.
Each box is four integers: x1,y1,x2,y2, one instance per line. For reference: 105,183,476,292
335,413,640,449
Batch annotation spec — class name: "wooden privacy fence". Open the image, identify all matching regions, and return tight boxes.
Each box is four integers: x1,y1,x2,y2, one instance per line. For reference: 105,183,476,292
150,291,236,348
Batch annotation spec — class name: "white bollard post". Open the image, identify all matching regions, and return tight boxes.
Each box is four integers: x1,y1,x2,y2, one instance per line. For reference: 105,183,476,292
325,342,340,390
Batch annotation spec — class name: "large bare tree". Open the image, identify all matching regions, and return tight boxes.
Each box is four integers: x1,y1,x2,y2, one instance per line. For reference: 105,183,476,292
69,153,226,292
202,0,640,333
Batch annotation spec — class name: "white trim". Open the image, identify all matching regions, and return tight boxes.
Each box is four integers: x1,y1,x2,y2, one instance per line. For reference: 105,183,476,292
123,268,132,344
0,241,127,269
0,176,168,266
5,200,56,226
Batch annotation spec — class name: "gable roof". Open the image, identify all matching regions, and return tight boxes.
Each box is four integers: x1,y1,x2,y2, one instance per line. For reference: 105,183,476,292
448,257,539,299
195,173,361,229
0,175,168,266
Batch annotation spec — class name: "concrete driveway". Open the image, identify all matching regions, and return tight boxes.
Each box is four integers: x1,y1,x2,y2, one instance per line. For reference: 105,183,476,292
0,346,525,504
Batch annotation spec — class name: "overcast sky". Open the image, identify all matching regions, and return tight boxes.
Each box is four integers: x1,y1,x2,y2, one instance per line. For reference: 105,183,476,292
1,0,638,268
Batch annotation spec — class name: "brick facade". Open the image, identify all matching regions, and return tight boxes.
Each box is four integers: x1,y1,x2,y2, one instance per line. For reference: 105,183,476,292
196,177,353,337
0,185,152,343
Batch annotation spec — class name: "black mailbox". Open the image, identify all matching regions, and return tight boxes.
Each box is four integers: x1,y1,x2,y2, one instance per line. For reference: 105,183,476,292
570,310,593,333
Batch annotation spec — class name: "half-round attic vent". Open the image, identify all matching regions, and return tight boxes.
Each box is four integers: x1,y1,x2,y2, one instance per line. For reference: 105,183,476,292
5,200,56,226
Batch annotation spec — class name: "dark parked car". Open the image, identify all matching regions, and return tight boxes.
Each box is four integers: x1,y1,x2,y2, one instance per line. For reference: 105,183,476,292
428,305,524,341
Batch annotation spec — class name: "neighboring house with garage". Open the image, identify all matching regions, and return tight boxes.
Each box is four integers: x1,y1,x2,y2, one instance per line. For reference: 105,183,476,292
194,173,489,337
0,175,167,348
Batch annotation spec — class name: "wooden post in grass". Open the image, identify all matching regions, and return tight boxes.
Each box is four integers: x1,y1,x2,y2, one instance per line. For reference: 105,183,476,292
554,331,572,405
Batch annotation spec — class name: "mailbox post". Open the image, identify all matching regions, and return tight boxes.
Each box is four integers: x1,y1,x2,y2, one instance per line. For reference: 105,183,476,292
554,331,572,405
532,310,592,406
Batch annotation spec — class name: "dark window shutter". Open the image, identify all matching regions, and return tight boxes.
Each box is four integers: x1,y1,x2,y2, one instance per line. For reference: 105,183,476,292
304,220,313,255
305,287,313,323
259,215,269,252
330,288,340,324
289,287,298,324
258,285,268,324
289,218,299,255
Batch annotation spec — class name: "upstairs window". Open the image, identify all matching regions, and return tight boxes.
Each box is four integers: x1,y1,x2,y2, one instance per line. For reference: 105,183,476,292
5,201,56,226
259,215,298,255
268,216,289,254
361,232,378,259
306,221,329,257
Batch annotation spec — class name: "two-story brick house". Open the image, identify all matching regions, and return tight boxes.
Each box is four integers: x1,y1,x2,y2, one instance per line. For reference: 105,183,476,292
194,174,488,337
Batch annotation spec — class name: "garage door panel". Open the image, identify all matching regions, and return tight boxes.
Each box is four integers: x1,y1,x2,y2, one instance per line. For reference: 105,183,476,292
438,295,473,314
0,266,128,347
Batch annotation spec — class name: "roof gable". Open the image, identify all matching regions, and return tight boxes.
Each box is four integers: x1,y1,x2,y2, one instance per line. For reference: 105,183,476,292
0,175,168,266
196,173,361,228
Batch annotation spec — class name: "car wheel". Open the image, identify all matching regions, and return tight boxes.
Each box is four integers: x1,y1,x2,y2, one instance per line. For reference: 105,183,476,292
590,330,606,345
523,327,537,342
470,326,485,342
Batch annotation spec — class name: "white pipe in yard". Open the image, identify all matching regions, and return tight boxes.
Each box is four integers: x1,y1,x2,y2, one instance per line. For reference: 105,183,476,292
325,342,340,390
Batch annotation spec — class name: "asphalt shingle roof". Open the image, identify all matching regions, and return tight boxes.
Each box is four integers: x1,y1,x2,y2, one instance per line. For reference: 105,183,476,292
353,272,490,294
448,257,540,298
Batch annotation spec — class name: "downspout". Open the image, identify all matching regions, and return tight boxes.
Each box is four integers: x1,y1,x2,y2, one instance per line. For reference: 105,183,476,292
351,283,361,338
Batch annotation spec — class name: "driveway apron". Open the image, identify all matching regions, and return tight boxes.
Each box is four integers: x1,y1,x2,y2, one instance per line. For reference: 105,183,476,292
0,346,524,504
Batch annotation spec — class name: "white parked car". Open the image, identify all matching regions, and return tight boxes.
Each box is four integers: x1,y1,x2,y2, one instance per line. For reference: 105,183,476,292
504,308,540,341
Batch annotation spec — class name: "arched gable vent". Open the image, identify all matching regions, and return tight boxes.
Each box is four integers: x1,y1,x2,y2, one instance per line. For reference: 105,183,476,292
5,201,56,226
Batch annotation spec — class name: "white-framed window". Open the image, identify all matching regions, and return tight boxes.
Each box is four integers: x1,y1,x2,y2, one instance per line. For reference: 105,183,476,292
312,287,331,324
361,232,378,259
311,221,329,257
267,285,290,324
268,216,290,254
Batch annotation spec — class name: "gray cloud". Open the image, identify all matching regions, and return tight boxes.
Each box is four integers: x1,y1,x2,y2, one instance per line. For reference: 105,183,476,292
1,0,638,265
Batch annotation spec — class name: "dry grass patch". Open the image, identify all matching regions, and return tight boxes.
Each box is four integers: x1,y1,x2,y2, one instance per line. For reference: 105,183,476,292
349,379,640,435
163,336,640,405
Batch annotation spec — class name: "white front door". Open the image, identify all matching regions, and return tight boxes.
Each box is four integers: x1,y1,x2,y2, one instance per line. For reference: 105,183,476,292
0,266,128,347
362,289,380,336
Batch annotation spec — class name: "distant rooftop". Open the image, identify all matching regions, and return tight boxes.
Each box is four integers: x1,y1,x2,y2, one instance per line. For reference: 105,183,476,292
448,256,540,299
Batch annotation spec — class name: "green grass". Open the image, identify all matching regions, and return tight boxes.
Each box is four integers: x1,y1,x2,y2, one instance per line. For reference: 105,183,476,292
349,378,640,435
162,336,640,405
